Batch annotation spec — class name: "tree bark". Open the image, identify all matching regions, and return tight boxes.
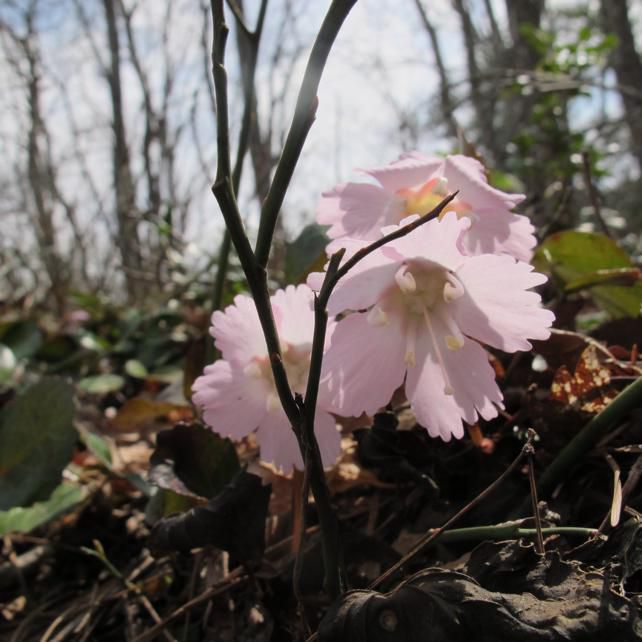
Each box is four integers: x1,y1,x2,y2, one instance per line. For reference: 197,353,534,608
600,0,642,179
453,0,500,161
103,0,143,301
412,0,459,139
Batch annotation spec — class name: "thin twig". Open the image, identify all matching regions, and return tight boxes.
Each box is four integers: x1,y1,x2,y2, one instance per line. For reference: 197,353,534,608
133,568,247,642
293,465,312,637
210,0,299,425
255,0,358,268
209,0,268,359
526,428,545,554
369,429,535,591
581,150,611,238
209,0,350,602
81,542,176,642
424,524,597,544
224,0,252,38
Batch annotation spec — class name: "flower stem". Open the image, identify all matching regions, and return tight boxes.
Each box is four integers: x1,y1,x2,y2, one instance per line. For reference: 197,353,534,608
209,0,267,323
254,0,358,269
369,430,535,591
423,524,597,545
209,0,355,602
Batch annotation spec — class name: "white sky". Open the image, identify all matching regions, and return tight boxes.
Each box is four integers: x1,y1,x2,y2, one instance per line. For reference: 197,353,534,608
0,0,638,289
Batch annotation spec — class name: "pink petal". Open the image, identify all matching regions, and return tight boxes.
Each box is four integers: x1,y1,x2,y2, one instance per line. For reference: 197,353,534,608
405,321,502,441
443,155,525,211
325,248,400,315
255,407,341,473
255,407,303,474
192,360,267,440
307,270,325,293
212,294,267,366
385,212,469,271
453,255,554,352
436,335,504,423
313,410,342,469
405,332,467,441
361,154,443,193
317,182,398,242
272,285,315,349
322,312,407,416
463,209,536,261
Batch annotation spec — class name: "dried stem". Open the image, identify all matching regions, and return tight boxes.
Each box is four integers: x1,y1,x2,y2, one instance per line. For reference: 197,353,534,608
368,430,535,591
526,429,545,554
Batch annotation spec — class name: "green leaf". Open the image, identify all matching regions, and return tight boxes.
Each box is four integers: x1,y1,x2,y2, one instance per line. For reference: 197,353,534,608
0,321,43,360
125,359,148,379
78,427,151,495
285,223,329,284
564,268,641,293
0,483,84,535
78,374,125,395
0,378,77,510
147,365,182,384
0,483,83,535
0,344,17,383
534,231,642,318
79,428,112,466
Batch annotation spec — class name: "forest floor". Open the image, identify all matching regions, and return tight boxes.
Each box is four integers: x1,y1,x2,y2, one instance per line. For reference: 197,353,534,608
1,310,642,641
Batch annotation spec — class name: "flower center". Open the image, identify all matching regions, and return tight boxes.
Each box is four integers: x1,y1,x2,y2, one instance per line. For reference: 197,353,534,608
244,343,311,412
396,177,471,221
370,261,466,395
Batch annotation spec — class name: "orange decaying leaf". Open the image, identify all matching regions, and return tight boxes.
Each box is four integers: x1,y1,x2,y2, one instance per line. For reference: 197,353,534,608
550,345,617,413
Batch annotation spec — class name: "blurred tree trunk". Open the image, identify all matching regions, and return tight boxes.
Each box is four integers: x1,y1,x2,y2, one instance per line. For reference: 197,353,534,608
452,0,500,162
25,34,68,314
599,0,642,180
506,0,544,70
119,0,181,291
1,7,71,313
503,0,575,227
412,0,459,139
103,0,143,301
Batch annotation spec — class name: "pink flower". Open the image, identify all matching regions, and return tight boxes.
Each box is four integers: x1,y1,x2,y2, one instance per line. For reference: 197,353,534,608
192,285,341,474
311,213,554,440
317,152,536,262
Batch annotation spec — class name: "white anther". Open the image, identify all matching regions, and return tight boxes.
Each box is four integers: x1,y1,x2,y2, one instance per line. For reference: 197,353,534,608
266,392,281,412
367,305,389,327
433,177,449,196
395,267,417,294
443,274,465,302
243,362,262,378
445,335,464,350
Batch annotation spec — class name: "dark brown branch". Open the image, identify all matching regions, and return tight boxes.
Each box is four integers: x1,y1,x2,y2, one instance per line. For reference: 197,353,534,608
254,0,357,269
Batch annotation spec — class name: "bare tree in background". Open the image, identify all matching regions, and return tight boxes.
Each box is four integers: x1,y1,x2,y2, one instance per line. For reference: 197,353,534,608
102,0,144,301
600,0,642,180
1,3,74,312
